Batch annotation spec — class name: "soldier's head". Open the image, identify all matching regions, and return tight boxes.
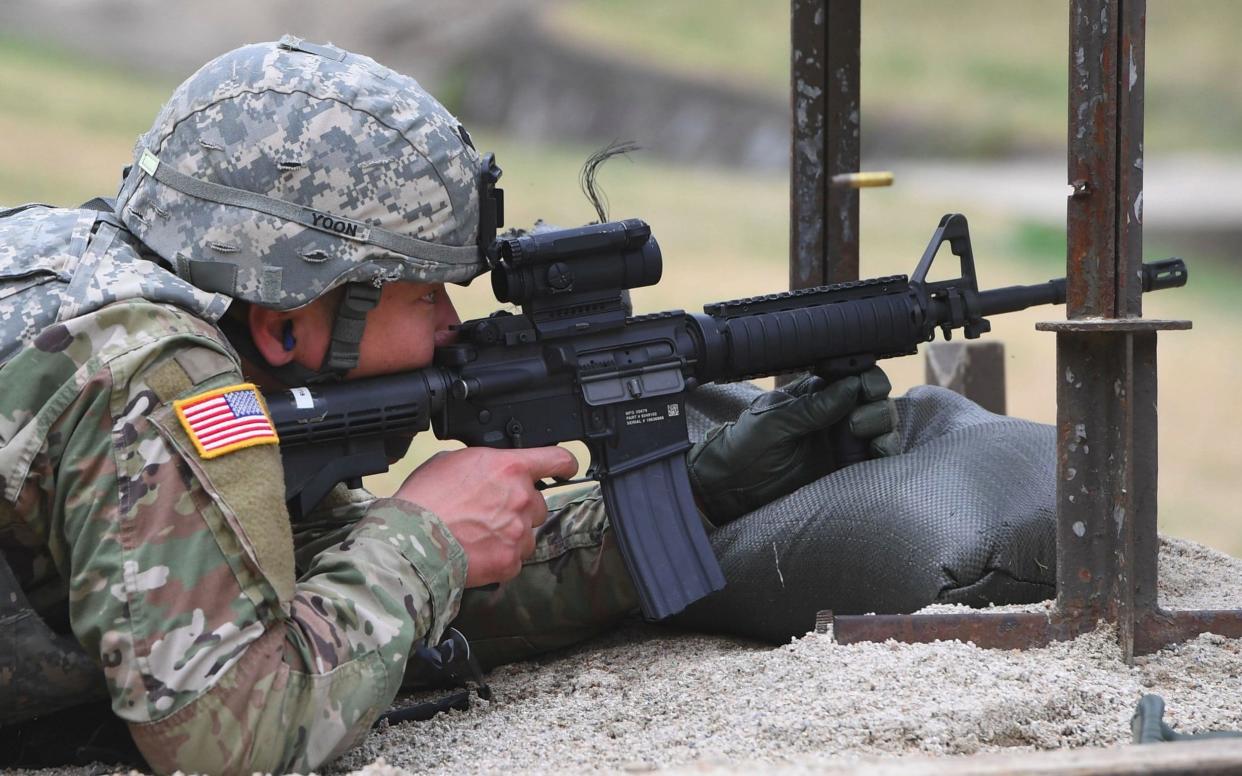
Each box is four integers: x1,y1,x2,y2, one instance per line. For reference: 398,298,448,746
116,36,503,382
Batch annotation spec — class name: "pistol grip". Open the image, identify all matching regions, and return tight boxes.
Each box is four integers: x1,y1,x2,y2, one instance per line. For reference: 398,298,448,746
813,354,878,469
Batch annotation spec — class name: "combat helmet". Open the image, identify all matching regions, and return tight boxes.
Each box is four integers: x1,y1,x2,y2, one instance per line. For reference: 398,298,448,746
115,35,503,380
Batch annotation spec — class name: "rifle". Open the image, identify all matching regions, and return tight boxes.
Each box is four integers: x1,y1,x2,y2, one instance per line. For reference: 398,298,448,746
267,213,1188,619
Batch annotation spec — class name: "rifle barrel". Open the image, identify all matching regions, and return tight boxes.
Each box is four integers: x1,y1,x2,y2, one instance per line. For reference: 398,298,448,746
975,279,1066,317
974,257,1186,318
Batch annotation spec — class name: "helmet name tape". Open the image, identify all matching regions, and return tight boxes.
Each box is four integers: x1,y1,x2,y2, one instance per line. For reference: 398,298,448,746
307,211,370,242
133,149,479,268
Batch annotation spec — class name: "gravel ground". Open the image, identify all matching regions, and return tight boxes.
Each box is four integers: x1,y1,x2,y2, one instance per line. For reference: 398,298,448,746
14,536,1242,775
331,536,1242,775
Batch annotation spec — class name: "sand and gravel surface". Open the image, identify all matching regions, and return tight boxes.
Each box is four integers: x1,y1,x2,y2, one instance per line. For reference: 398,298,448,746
332,536,1242,774
14,537,1242,776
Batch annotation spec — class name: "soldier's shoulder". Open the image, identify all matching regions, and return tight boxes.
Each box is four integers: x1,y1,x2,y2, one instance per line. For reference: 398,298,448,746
0,203,233,365
82,299,242,402
97,296,229,343
31,296,232,368
0,296,240,438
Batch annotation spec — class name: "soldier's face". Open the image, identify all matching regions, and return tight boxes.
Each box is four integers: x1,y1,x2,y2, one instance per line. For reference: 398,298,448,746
249,280,460,382
342,281,461,378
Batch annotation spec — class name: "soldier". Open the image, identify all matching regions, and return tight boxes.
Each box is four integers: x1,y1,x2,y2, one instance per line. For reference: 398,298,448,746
0,37,893,773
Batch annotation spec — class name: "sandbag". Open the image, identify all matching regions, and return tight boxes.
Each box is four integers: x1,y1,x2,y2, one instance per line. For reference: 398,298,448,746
673,384,1057,643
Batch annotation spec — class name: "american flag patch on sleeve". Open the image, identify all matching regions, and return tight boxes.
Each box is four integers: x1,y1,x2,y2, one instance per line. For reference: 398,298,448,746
174,383,280,459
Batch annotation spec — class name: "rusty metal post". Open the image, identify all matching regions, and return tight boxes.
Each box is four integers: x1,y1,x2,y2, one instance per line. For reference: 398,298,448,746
924,341,1007,415
790,0,859,289
1038,0,1185,662
824,0,1242,657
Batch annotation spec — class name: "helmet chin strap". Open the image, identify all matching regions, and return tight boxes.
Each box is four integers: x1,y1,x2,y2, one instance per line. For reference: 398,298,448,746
219,280,382,387
316,281,383,381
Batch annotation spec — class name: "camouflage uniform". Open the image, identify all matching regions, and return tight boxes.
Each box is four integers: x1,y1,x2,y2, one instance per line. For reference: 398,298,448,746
0,35,643,774
0,203,469,773
0,34,498,774
292,483,639,674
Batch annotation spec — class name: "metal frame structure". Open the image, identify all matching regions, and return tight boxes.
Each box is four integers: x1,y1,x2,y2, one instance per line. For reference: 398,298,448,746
792,0,1242,660
790,0,859,287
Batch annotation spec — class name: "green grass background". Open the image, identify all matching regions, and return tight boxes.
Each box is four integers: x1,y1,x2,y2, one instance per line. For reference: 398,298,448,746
551,0,1242,155
1,2,1238,555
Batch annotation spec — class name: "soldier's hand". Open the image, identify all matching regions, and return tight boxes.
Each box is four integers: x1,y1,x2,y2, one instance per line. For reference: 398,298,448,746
686,367,899,527
395,446,578,588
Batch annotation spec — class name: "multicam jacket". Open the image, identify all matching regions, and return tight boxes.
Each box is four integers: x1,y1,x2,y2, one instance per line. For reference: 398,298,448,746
0,204,468,774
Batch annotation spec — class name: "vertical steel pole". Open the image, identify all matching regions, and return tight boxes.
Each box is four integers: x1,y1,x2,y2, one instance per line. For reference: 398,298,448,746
831,0,1236,659
1117,5,1161,630
1057,0,1152,661
790,0,860,289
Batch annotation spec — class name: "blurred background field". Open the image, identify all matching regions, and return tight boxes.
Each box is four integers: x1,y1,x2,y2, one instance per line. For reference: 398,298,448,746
0,1,1238,555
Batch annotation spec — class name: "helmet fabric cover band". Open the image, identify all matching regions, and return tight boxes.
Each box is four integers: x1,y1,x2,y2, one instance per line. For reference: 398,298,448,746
116,35,491,312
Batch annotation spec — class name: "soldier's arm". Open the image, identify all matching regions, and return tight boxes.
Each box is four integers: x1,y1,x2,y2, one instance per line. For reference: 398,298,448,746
49,332,465,773
290,483,380,572
445,485,640,672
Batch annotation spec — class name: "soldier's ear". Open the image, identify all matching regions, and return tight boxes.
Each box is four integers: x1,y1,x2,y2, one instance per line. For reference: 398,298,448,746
248,305,298,367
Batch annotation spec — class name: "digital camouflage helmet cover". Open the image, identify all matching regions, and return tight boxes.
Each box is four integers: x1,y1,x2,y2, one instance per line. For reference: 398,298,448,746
115,35,503,378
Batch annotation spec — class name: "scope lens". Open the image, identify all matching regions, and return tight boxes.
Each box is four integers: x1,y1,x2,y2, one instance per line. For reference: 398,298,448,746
491,266,516,303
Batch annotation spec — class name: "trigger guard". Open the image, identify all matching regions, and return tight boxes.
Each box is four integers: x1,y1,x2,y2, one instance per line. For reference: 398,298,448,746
535,475,591,491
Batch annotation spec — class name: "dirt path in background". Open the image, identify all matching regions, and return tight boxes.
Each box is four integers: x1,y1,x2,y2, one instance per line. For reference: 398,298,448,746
0,0,544,84
887,154,1242,235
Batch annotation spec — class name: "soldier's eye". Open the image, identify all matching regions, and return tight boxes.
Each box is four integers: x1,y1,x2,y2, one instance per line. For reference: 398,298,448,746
420,289,438,304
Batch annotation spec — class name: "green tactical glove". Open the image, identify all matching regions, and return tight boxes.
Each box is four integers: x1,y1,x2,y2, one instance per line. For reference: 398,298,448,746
686,367,900,527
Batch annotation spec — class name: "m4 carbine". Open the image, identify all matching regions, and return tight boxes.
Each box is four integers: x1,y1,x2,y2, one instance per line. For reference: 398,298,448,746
267,214,1188,620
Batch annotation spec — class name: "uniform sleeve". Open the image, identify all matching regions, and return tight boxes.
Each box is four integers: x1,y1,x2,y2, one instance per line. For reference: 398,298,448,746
444,485,639,672
290,483,380,574
54,345,466,775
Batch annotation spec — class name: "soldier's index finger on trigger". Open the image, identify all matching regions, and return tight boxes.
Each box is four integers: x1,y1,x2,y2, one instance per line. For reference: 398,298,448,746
513,446,579,480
